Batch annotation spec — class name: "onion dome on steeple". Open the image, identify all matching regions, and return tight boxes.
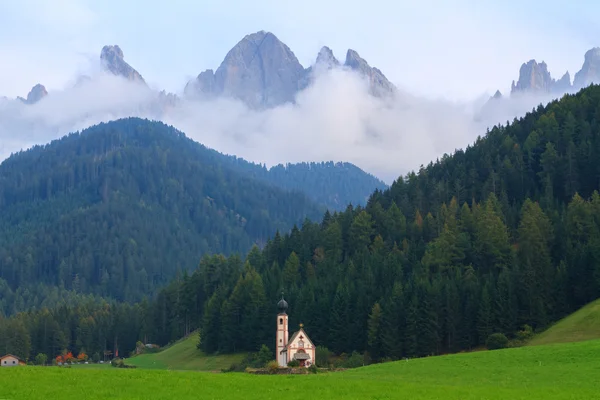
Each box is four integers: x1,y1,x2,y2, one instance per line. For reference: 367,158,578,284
277,293,288,314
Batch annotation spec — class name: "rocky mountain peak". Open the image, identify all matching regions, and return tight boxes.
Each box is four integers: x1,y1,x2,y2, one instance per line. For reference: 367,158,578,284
185,30,304,109
344,49,395,97
316,46,339,68
554,71,571,93
574,47,600,89
185,31,396,108
184,69,217,99
100,45,145,84
344,49,368,71
511,60,554,94
18,83,48,104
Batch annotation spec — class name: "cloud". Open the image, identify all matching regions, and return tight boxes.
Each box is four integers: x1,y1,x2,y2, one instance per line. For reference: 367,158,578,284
0,67,567,184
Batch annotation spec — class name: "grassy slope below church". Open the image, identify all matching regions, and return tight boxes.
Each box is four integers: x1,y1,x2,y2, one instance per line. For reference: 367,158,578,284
127,332,244,371
528,298,600,346
3,339,600,399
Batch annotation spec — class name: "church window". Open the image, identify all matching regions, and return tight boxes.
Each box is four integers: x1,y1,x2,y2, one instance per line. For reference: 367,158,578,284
298,339,304,348
279,318,283,325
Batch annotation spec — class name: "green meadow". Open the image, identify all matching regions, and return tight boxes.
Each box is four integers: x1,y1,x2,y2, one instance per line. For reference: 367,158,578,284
2,339,599,399
528,298,600,346
126,333,245,371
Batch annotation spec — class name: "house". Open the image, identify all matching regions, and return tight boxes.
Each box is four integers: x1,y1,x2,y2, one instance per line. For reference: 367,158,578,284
276,295,316,367
0,354,25,367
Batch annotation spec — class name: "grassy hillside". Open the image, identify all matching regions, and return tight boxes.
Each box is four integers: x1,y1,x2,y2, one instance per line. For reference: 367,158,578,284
127,333,244,371
3,339,600,399
529,298,600,346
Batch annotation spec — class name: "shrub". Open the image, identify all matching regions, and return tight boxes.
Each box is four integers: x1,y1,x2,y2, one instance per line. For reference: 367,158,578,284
343,351,366,368
315,346,331,367
486,333,509,350
35,353,48,366
287,359,300,367
257,345,272,367
266,360,280,374
222,363,238,373
110,358,136,368
144,347,161,354
516,324,534,341
308,364,318,374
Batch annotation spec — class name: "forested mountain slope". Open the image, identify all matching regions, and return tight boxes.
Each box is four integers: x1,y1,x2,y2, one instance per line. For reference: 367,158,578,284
5,85,600,364
0,118,325,303
158,83,600,355
224,159,387,211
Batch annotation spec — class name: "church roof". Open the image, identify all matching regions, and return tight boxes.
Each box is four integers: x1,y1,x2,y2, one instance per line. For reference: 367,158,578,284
287,328,314,348
288,330,301,345
293,352,311,360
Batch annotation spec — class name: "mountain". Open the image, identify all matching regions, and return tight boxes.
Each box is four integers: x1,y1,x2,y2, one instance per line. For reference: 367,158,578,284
0,117,385,305
509,60,571,96
184,30,396,108
9,31,395,110
17,83,48,104
496,47,600,98
224,160,387,211
510,60,556,94
344,49,395,97
6,76,600,365
100,45,146,83
0,118,322,302
144,83,600,357
573,47,600,89
184,31,305,109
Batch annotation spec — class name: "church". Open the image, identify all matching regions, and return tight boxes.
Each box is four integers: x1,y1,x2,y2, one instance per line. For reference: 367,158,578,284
276,295,316,367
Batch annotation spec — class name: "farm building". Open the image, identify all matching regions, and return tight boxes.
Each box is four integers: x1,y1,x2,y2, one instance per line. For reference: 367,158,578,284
0,354,25,367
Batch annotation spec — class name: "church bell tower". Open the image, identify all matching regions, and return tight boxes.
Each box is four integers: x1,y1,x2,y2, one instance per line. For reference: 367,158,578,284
276,294,289,367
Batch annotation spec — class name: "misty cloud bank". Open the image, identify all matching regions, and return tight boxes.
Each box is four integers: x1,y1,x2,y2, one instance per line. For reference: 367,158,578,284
0,68,569,184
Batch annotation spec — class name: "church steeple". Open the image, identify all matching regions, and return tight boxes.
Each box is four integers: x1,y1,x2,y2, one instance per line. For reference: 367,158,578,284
276,293,289,367
277,292,288,314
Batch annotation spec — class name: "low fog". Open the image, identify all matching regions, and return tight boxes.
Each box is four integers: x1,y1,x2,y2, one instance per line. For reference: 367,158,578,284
0,67,570,184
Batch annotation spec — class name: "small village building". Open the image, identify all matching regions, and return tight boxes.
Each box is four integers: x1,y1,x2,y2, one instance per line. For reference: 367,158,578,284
276,295,316,367
0,354,25,367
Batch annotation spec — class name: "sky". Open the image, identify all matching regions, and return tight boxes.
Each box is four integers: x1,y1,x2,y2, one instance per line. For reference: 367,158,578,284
0,0,598,183
1,0,598,100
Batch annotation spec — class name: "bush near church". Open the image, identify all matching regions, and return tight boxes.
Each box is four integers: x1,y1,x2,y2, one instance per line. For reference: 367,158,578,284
287,360,300,367
486,333,509,350
266,360,280,374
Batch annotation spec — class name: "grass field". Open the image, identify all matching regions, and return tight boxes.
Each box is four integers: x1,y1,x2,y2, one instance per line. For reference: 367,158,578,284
529,299,600,346
126,332,245,371
2,339,599,399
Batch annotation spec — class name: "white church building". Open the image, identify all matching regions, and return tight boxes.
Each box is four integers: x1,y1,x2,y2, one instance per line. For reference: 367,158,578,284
276,295,316,367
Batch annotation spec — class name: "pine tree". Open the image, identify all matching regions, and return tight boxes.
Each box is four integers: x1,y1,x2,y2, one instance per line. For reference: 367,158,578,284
476,285,492,345
367,302,383,360
381,282,404,359
328,283,350,355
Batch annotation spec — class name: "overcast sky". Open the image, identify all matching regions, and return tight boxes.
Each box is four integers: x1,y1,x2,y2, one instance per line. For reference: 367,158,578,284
1,0,598,101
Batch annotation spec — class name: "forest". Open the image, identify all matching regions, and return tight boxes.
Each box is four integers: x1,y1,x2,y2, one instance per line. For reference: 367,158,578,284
0,118,382,309
3,84,600,364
